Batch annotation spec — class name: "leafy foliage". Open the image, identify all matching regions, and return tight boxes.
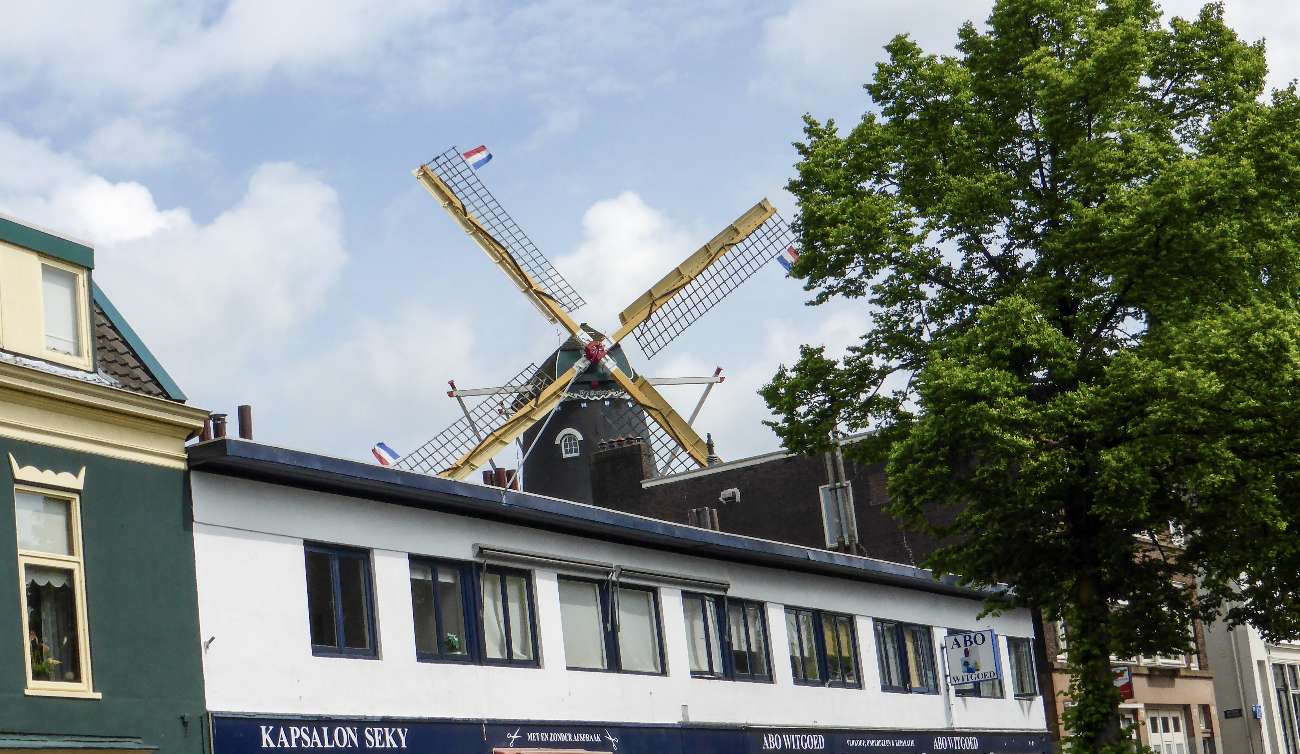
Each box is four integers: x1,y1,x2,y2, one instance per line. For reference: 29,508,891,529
762,1,1300,750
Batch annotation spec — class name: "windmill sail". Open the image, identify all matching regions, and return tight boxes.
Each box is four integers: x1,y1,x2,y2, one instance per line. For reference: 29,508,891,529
421,147,586,313
624,207,797,358
395,362,551,476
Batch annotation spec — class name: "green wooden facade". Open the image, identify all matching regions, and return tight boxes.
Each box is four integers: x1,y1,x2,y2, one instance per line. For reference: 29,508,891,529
0,438,207,753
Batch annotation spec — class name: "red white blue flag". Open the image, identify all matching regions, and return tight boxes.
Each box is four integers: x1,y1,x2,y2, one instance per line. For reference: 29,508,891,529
371,442,400,466
462,145,492,169
777,244,799,273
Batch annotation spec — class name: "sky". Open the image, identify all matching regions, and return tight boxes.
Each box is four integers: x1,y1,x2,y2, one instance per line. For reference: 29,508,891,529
2,0,1298,471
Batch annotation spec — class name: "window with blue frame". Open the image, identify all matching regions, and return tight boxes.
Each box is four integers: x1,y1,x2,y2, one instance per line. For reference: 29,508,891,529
478,566,538,665
557,577,665,674
682,592,771,682
304,543,377,657
409,558,472,662
874,619,938,694
408,558,538,666
785,607,861,688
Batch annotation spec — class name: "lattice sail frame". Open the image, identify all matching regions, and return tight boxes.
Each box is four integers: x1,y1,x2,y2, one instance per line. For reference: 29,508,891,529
585,392,702,473
629,211,796,358
423,147,585,312
395,363,552,475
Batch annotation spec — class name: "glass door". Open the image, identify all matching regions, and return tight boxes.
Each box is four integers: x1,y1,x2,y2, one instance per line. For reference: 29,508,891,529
1147,709,1189,754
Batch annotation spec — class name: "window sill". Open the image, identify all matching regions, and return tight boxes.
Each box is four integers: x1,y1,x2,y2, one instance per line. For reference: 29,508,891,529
25,687,101,700
415,654,476,665
1014,693,1039,700
311,649,379,660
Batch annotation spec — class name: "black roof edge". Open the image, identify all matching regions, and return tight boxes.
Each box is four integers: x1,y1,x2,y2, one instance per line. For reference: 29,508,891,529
186,439,992,601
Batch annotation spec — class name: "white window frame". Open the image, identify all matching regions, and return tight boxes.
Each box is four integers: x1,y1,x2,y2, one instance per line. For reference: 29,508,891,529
14,483,97,698
555,428,583,459
38,257,92,370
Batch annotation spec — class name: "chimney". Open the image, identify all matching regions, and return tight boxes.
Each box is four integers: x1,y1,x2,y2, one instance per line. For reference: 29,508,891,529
237,404,253,440
687,507,721,531
482,468,520,490
210,413,228,439
200,418,213,442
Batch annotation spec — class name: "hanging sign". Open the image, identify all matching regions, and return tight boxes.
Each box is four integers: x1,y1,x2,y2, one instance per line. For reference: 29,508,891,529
943,629,1001,686
1112,665,1135,701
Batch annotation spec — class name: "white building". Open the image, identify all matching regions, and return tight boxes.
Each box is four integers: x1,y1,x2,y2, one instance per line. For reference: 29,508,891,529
1205,619,1300,753
188,439,1049,754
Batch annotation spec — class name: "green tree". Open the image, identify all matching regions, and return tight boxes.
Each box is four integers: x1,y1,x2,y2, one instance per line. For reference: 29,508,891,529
762,1,1300,751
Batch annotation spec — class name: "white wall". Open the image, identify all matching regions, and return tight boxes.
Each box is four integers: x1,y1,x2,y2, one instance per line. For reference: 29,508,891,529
191,473,1046,733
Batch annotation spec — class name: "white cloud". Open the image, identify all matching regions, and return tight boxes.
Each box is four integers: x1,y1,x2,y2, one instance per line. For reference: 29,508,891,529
757,0,992,100
78,116,203,171
552,191,699,332
0,1,454,104
0,123,348,404
266,303,483,460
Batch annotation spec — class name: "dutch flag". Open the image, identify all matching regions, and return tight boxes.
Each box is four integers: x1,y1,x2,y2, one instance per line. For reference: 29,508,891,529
371,442,400,466
462,145,492,170
777,244,800,274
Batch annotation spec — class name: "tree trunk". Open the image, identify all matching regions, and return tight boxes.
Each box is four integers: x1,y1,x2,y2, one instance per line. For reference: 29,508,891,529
1065,574,1127,753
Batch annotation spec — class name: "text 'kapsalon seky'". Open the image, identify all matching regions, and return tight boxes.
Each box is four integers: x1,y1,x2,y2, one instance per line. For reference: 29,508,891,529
258,725,409,749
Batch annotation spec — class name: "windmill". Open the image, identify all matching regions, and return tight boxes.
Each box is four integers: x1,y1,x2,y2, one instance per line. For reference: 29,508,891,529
394,146,795,500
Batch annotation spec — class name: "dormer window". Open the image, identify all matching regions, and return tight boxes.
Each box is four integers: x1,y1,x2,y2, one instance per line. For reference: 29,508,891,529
556,428,582,459
0,218,95,372
42,263,83,357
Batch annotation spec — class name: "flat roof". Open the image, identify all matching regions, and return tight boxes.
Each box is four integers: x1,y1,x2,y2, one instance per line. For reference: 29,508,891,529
187,439,989,600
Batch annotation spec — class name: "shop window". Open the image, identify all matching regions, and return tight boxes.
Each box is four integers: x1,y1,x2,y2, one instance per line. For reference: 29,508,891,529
304,543,377,657
947,629,1003,698
1008,636,1038,697
409,559,472,662
785,606,860,688
557,577,664,674
682,593,771,682
15,486,95,696
480,566,537,665
874,619,938,694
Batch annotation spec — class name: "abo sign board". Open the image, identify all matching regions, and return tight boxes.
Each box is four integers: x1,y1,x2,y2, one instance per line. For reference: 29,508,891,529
943,629,1001,686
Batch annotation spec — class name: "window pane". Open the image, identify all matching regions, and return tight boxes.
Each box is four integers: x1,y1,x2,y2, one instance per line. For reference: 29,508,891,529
25,565,81,683
436,567,468,656
305,550,337,648
905,625,936,691
505,574,533,660
876,621,905,689
559,579,607,670
784,612,802,680
15,492,72,555
684,595,720,674
727,602,750,675
800,612,820,681
1011,637,1037,695
42,265,81,355
617,588,661,673
837,616,858,684
481,573,506,659
823,615,842,681
337,555,371,650
745,603,769,676
410,562,438,656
